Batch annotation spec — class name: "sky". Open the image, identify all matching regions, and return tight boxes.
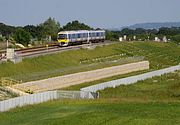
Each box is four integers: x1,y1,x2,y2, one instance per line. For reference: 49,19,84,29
0,0,180,29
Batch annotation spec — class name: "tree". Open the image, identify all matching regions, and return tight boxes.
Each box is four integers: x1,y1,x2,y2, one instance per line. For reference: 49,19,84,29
0,23,16,36
120,28,134,36
39,17,60,41
23,25,38,38
63,20,92,31
14,28,31,46
172,34,180,44
105,30,119,41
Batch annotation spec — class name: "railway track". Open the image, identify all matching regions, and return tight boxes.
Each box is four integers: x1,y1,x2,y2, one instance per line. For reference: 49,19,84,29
0,41,116,59
0,43,58,54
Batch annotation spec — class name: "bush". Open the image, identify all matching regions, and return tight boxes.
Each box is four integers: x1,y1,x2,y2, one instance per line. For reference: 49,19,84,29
0,36,4,42
172,34,180,44
14,28,31,46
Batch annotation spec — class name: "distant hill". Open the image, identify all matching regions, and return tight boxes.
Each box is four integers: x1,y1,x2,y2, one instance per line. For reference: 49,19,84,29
124,22,180,29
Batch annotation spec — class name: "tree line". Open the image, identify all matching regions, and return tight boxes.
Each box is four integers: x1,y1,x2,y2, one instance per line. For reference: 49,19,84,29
0,18,180,46
0,18,92,46
106,27,180,44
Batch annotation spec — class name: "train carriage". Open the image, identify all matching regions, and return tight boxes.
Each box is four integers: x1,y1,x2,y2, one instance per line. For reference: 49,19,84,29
57,30,105,46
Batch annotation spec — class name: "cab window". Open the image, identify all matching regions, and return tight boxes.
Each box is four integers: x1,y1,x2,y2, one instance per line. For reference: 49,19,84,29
58,34,67,39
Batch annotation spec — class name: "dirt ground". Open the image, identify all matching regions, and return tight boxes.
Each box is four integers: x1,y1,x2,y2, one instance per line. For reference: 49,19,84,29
12,61,149,93
0,42,6,49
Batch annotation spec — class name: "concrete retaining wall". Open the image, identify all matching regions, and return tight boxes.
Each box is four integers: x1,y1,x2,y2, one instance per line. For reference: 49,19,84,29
0,90,97,112
81,65,180,92
13,61,149,93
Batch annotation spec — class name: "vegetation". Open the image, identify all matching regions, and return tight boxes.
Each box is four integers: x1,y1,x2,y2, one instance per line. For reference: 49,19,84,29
0,42,179,83
0,71,180,125
0,23,15,37
0,87,18,101
62,20,92,31
0,18,94,46
1,18,180,46
38,17,60,41
0,36,5,42
100,71,180,101
106,27,180,44
0,101,179,125
0,41,179,125
172,34,180,44
14,28,31,46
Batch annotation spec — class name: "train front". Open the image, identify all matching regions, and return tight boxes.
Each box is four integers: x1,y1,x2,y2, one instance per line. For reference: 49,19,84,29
57,32,69,46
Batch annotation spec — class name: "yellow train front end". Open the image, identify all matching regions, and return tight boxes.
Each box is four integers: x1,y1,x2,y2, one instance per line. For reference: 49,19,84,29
57,32,69,46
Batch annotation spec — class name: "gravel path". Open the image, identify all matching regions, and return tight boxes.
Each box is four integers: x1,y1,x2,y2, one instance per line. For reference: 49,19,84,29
13,61,149,93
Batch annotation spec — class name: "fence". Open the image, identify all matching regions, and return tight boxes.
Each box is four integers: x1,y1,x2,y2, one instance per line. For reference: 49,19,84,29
81,65,180,92
0,90,98,112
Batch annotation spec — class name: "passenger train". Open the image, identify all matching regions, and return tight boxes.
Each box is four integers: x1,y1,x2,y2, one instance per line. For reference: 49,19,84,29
57,30,105,46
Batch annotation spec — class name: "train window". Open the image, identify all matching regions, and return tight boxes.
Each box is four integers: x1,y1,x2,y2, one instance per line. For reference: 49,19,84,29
80,33,83,38
58,34,67,39
78,34,81,38
68,34,71,39
97,33,99,36
93,33,96,37
72,34,75,39
102,32,104,36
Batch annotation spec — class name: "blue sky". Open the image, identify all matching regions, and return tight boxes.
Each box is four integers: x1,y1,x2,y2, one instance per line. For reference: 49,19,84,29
0,0,180,28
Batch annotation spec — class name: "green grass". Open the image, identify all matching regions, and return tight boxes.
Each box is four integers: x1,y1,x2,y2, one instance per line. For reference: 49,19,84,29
0,100,179,125
62,70,150,91
100,71,180,102
0,68,180,125
0,41,179,83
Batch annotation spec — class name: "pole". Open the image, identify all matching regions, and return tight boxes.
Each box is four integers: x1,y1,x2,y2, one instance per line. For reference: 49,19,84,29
6,39,9,48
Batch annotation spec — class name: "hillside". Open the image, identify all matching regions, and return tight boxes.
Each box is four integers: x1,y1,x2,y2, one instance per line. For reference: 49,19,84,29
0,41,179,125
0,71,179,125
0,41,179,84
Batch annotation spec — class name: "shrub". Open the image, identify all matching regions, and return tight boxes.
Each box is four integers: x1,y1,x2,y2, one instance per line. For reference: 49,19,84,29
0,36,4,42
14,28,31,46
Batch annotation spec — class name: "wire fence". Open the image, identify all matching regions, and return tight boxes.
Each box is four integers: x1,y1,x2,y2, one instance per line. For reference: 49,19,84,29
81,65,180,92
0,90,98,112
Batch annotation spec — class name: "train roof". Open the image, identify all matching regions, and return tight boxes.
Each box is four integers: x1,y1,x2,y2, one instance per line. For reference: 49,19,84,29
58,30,105,34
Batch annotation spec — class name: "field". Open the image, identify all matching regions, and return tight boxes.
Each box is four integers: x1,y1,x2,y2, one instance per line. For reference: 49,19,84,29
0,42,179,124
0,71,180,125
100,70,180,102
0,41,179,84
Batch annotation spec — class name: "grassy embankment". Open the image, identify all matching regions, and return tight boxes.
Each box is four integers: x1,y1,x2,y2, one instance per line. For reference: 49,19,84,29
0,87,18,101
0,71,180,125
0,42,179,125
0,41,179,84
62,41,180,90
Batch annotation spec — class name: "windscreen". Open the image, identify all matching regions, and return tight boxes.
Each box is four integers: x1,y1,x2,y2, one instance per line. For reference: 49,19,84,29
58,34,67,39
